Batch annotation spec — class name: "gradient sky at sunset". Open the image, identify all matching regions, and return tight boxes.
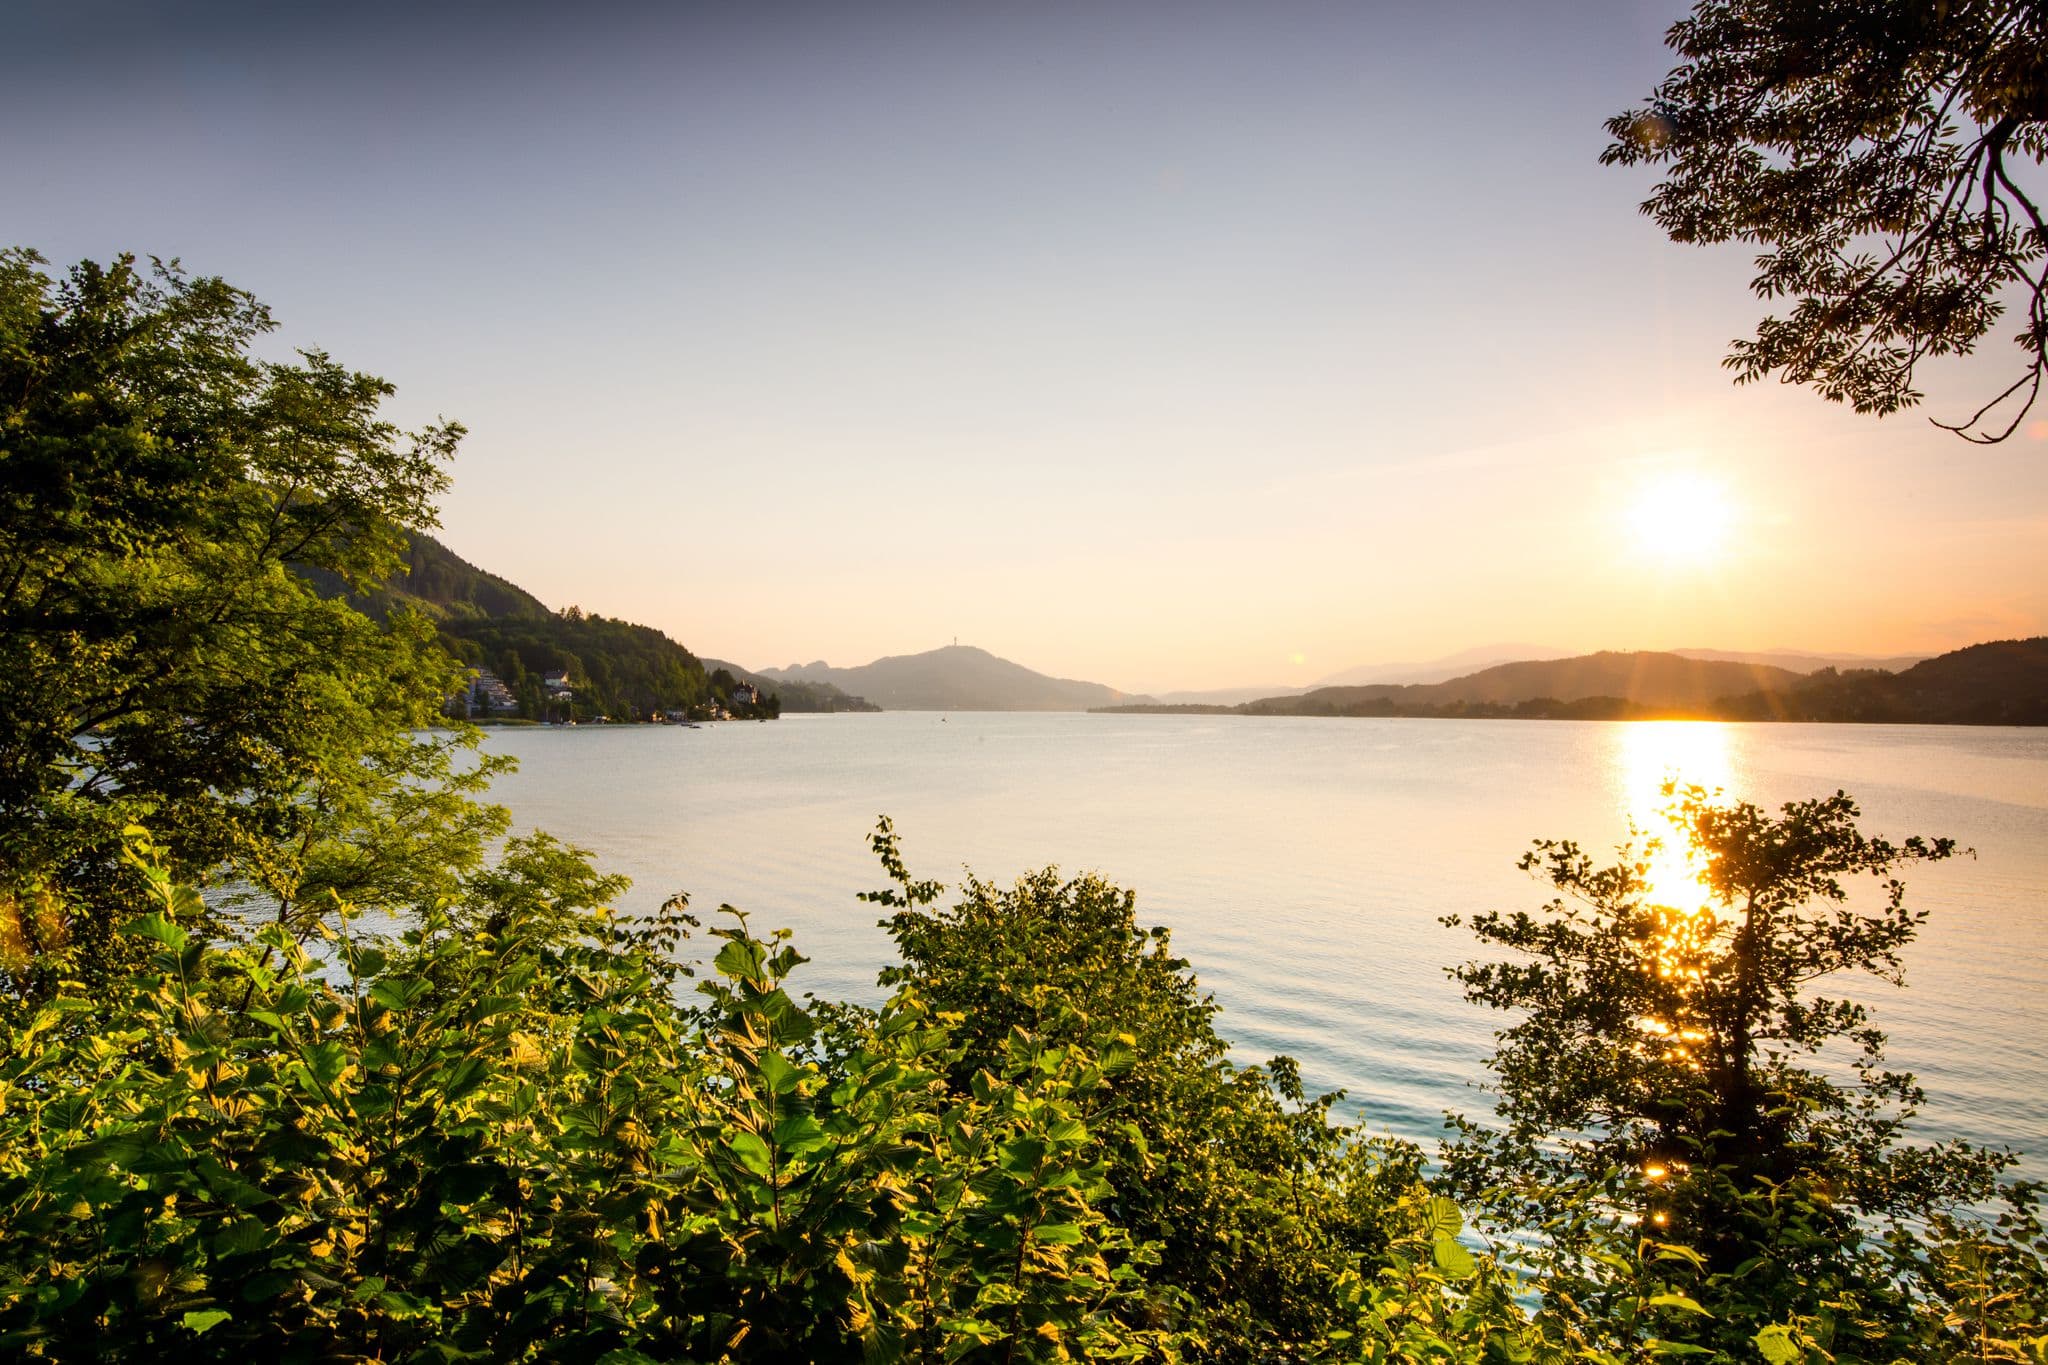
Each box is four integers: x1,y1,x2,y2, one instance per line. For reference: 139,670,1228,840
9,1,2045,692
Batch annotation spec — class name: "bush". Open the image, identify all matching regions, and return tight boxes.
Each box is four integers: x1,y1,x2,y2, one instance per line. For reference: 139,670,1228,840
867,818,1496,1362
0,835,1173,1362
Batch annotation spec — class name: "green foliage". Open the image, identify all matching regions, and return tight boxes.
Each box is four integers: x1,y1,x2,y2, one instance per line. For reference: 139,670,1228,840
1447,785,2047,1358
1319,1189,1535,1364
1604,1,2048,442
0,248,506,999
0,838,1178,1362
866,817,1503,1362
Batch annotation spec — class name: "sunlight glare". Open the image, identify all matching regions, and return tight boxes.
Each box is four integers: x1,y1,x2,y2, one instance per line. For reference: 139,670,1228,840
1614,724,1740,1071
1617,721,1736,914
1627,472,1735,568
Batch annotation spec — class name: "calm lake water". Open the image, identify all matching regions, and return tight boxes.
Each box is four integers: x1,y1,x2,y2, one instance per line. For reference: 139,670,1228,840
481,714,2048,1180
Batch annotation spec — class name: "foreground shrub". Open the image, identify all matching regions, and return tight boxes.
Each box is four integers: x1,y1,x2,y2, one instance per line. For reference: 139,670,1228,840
867,818,1509,1362
0,839,1174,1362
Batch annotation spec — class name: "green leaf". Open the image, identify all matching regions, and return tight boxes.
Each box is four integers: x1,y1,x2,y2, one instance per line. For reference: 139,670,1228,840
1755,1325,1801,1364
1033,1223,1085,1245
1432,1234,1476,1279
71,1130,152,1166
757,1049,803,1095
124,913,187,948
1044,1118,1087,1144
728,1129,773,1178
299,1041,349,1089
714,938,764,981
998,1137,1046,1173
240,1272,293,1301
1645,1293,1709,1315
772,1112,830,1155
1425,1195,1463,1239
369,975,428,1011
181,1309,232,1334
441,1055,490,1103
212,1218,275,1256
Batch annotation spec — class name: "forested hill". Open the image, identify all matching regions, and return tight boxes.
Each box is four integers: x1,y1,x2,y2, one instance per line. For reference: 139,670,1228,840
1714,637,2048,724
1245,651,1807,716
390,533,549,619
1103,641,2048,724
294,531,546,622
310,531,873,718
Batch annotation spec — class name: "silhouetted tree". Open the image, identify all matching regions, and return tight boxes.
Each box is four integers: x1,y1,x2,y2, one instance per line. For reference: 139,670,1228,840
1606,1,2048,441
1446,786,2024,1357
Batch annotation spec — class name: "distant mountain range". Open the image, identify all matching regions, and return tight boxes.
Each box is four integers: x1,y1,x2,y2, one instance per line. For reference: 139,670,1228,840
1148,684,1309,707
1100,641,2048,726
1142,647,1930,707
1309,643,1579,688
1302,644,1928,689
1666,647,1931,674
1265,651,1811,714
761,646,1153,712
363,541,2019,724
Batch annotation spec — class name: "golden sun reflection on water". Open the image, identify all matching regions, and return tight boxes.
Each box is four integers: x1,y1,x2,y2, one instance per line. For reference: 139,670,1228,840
1615,722,1742,1080
1617,721,1738,914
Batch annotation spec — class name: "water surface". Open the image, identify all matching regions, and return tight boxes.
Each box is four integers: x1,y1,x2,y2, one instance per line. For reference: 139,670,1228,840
481,714,2048,1178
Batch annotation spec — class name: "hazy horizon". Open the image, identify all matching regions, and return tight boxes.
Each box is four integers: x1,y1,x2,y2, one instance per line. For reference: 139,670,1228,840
8,0,2044,691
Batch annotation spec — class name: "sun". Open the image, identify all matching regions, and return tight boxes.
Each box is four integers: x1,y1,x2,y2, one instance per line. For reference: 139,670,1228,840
1627,472,1735,568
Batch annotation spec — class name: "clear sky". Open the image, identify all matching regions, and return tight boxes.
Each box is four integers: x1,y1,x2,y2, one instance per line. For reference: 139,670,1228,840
8,0,2045,692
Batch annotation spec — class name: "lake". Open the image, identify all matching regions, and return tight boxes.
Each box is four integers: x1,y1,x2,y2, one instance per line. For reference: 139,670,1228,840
480,713,2048,1180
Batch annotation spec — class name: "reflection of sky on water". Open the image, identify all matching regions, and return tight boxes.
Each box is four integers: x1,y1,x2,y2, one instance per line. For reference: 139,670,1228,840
1614,721,1739,914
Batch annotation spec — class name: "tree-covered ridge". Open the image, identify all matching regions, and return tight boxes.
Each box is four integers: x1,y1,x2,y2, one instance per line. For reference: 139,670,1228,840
305,520,881,718
1100,640,2048,725
389,532,551,621
1715,638,2048,725
764,644,1143,712
441,609,783,723
331,527,875,718
1248,652,1807,715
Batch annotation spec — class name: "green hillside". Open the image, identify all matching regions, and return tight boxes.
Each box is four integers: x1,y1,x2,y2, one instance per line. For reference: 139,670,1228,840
310,531,877,720
391,534,550,620
440,609,748,722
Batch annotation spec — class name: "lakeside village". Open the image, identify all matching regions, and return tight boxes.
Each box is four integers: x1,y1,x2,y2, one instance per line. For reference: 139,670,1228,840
449,666,772,726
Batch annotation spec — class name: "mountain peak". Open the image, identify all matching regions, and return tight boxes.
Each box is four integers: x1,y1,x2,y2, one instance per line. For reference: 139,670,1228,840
760,644,1142,711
